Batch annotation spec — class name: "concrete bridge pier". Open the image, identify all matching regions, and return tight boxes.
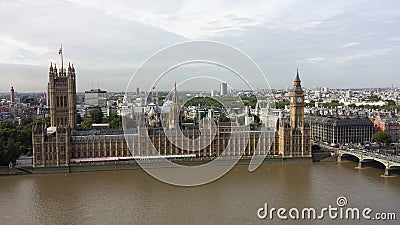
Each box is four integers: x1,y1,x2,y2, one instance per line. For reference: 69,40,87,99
355,156,368,169
384,167,390,177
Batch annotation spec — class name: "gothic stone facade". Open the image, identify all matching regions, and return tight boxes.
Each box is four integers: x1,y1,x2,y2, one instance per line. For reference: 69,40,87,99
32,65,311,167
269,70,312,157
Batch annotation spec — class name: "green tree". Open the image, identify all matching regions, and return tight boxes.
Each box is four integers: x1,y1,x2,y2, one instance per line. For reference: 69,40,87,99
0,121,18,164
184,97,223,108
275,101,290,109
0,117,51,165
1,120,16,129
77,113,82,124
82,118,94,129
385,100,396,106
89,109,103,123
218,115,230,122
44,116,50,124
373,131,392,146
20,117,33,128
182,117,194,123
109,114,122,129
305,101,315,107
253,114,260,124
240,95,258,109
348,103,357,108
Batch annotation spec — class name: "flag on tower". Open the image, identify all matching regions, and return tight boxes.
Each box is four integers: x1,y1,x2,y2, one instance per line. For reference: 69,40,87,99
59,44,64,68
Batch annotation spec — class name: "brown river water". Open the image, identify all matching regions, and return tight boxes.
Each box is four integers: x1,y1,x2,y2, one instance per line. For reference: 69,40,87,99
0,161,399,225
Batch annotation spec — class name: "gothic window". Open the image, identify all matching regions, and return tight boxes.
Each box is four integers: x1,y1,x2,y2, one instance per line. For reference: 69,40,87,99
57,96,60,107
64,96,67,107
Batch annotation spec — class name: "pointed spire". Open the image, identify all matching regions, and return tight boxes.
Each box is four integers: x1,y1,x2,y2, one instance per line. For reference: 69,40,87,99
169,82,179,129
173,82,178,104
293,68,302,88
295,68,301,82
50,62,53,69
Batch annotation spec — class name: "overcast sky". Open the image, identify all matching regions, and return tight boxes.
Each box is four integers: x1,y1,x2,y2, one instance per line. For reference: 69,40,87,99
1,0,400,92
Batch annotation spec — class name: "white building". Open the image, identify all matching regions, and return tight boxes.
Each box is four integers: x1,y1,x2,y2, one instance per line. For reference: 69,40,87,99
84,89,107,107
220,82,227,96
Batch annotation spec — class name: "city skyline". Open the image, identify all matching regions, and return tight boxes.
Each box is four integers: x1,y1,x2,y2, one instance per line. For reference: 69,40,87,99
1,0,400,92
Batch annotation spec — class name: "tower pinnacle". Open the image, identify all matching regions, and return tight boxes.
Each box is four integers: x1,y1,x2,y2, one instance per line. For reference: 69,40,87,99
169,82,179,129
294,68,301,87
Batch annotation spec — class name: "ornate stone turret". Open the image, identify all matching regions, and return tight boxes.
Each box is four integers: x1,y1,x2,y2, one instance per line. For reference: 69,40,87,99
169,83,180,129
10,86,15,105
48,61,76,129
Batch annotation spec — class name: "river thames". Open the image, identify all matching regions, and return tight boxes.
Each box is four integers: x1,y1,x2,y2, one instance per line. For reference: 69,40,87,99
1,161,399,225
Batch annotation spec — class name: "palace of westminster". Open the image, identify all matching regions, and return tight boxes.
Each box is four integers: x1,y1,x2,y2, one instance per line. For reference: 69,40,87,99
32,62,312,167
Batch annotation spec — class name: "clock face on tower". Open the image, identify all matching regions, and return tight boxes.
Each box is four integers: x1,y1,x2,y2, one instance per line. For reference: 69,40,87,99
297,97,303,103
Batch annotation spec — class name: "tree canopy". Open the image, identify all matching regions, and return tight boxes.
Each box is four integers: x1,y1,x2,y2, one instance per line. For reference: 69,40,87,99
89,109,104,123
373,131,392,146
81,118,94,129
184,97,223,108
0,117,47,166
109,114,122,129
275,101,290,109
240,95,257,109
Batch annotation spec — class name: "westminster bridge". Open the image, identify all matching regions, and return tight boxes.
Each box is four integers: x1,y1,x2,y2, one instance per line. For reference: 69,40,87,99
338,149,400,176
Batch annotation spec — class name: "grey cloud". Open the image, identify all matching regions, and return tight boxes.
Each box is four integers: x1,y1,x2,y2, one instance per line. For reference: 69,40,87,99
1,0,400,92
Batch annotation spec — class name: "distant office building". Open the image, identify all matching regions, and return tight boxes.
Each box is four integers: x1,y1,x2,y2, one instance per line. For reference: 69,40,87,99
85,89,107,107
314,90,321,99
211,90,217,97
136,87,140,96
220,82,227,96
307,115,373,144
346,90,353,98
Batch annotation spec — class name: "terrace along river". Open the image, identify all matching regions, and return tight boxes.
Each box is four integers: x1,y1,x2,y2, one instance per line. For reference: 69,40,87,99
1,162,399,225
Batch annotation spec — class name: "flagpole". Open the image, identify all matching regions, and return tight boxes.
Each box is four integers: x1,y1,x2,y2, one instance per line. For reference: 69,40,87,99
60,44,63,69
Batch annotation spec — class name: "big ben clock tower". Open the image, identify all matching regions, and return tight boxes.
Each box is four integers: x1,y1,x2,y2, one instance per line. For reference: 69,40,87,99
290,69,304,129
274,69,311,157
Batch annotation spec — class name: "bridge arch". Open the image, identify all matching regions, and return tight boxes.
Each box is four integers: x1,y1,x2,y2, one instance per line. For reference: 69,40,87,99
339,153,360,162
362,158,386,169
